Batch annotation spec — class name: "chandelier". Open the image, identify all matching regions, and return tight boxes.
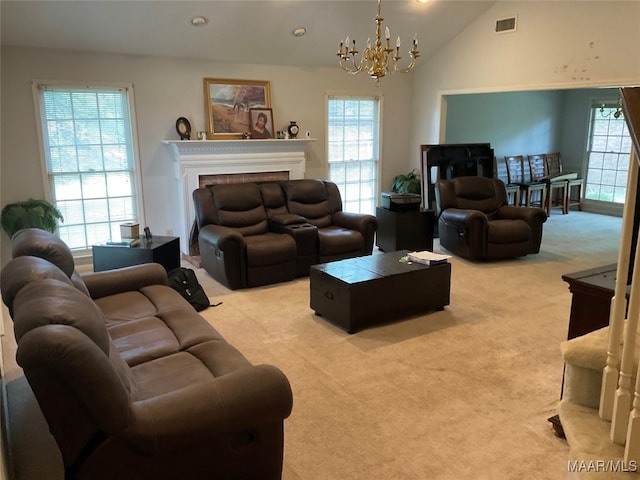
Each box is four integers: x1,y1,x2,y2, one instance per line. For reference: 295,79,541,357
337,0,420,84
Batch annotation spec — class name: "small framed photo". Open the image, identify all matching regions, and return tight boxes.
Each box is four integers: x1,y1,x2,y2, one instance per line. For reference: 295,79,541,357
248,108,275,139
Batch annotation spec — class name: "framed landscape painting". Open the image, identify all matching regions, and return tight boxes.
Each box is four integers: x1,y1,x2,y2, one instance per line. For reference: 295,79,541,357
203,78,271,139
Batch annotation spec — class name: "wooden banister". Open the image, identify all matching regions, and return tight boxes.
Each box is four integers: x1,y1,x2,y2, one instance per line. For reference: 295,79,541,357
621,87,640,158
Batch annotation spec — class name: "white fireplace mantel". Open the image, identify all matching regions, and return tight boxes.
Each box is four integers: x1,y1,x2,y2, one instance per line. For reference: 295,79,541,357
163,138,314,254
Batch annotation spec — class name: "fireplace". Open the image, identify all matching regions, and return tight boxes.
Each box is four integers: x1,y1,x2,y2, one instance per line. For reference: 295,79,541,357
164,138,312,255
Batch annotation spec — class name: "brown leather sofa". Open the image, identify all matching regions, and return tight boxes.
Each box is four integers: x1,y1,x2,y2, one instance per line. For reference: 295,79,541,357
436,176,548,260
193,179,377,290
0,228,293,480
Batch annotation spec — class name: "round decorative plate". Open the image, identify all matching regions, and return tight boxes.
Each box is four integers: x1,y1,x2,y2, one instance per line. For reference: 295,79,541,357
176,117,192,140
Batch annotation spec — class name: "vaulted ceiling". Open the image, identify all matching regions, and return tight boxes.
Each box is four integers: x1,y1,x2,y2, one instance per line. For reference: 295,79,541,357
1,1,495,68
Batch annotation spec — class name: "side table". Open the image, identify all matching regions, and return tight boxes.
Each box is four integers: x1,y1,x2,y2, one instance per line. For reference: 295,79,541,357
375,207,434,252
92,236,180,272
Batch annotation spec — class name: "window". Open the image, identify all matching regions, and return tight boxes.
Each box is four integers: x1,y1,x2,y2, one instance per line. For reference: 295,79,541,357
327,96,380,215
585,101,632,204
34,83,142,254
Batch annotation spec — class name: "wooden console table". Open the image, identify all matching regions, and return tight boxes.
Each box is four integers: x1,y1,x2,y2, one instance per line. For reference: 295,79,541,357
561,263,625,339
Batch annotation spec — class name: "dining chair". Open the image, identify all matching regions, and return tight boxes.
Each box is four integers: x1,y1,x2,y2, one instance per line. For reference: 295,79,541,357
505,155,547,208
528,153,568,215
495,157,520,205
545,152,584,212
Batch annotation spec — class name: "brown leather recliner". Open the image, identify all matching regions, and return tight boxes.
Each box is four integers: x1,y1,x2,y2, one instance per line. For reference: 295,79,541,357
193,179,377,289
436,176,547,260
1,228,293,480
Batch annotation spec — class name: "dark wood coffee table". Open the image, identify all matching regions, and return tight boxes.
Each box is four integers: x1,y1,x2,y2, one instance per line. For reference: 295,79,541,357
310,250,451,333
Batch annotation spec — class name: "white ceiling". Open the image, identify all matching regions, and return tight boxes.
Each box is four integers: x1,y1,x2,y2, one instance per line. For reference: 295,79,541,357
1,0,495,68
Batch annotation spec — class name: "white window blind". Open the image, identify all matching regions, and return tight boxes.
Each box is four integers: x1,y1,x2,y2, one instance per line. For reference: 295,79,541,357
327,96,380,215
36,84,141,253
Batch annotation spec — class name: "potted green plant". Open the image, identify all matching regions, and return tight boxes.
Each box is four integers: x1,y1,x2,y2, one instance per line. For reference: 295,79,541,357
0,198,64,238
391,170,421,195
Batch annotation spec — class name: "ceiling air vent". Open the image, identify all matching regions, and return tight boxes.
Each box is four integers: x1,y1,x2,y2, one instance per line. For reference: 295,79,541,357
495,16,517,34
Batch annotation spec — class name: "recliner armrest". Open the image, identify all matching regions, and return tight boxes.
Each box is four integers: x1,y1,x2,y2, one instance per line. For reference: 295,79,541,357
125,364,293,454
439,208,488,228
82,263,169,299
498,205,548,226
198,224,246,250
332,211,377,233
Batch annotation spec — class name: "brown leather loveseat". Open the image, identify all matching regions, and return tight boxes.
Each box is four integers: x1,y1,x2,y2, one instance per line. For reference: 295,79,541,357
193,179,377,290
0,228,293,480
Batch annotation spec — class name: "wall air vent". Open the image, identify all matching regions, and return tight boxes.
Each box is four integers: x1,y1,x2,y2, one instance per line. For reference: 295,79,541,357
495,16,517,34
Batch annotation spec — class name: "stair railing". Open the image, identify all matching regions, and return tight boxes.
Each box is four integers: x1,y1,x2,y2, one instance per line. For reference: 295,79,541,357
598,87,640,463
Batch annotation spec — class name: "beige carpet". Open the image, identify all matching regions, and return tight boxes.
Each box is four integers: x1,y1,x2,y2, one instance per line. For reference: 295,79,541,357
2,210,622,479
192,210,621,480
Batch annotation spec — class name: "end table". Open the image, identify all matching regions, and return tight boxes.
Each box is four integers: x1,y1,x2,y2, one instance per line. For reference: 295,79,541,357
92,236,180,272
375,207,434,252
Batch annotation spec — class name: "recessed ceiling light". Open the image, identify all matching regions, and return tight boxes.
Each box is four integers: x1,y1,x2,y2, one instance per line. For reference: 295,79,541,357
292,27,307,37
191,16,209,26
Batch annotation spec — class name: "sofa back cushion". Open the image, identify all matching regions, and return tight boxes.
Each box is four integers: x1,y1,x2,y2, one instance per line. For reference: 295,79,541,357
259,182,289,219
13,279,111,353
284,179,333,228
1,255,74,314
210,183,269,235
10,228,90,295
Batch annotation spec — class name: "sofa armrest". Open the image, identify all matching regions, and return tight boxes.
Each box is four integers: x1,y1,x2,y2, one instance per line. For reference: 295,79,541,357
125,364,293,454
82,263,169,300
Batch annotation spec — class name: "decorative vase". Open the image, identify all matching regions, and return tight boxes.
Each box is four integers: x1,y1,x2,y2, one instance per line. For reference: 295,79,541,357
287,121,299,139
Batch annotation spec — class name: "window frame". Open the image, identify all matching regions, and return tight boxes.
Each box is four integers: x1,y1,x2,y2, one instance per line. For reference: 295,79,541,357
32,80,145,257
325,93,383,215
583,97,631,210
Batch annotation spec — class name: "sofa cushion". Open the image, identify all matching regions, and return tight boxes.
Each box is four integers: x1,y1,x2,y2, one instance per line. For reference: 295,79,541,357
245,232,297,267
95,286,222,366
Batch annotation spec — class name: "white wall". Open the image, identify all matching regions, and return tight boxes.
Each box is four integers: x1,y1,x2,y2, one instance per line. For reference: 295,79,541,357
410,0,640,170
1,46,414,265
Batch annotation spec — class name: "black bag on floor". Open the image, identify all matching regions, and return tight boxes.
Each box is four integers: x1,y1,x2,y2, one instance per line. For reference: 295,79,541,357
168,267,211,312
